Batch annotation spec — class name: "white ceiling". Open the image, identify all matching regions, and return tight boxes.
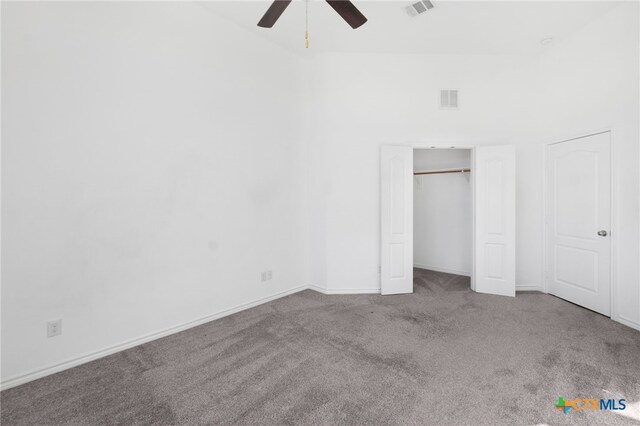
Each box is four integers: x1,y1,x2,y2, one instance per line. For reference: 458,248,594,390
200,1,622,55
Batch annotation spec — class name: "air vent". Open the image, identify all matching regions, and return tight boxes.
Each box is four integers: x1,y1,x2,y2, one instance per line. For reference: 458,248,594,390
407,0,434,16
440,90,458,109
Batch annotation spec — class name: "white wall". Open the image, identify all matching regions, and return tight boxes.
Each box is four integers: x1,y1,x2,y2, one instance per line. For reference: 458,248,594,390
307,53,542,293
306,3,639,332
1,2,309,385
538,3,640,331
2,0,638,388
413,148,471,172
413,150,471,276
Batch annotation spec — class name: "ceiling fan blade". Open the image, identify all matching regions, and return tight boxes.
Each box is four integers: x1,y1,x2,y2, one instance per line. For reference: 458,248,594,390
257,0,293,28
326,0,367,29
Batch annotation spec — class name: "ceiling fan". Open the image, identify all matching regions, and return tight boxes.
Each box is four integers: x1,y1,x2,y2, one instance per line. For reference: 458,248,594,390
257,0,368,29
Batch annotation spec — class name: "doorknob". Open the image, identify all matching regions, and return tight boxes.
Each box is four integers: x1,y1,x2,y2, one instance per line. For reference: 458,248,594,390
597,230,608,237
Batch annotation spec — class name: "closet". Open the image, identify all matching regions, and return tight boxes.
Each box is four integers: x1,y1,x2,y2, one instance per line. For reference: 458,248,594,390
413,149,472,279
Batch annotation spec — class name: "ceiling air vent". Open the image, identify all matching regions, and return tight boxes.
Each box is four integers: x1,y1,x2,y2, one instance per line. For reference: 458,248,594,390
440,90,459,109
408,1,434,17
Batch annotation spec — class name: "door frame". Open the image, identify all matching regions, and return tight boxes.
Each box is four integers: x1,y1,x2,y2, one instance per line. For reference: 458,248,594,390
542,128,615,317
405,143,477,292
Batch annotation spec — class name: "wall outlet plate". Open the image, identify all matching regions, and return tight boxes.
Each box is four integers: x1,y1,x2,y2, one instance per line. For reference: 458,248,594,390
47,319,62,337
260,270,273,282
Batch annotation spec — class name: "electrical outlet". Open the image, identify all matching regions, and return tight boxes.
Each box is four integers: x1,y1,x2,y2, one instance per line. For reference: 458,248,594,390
47,319,62,338
260,270,273,282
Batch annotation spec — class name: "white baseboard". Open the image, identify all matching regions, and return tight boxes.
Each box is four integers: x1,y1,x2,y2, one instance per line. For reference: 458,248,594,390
6,281,631,391
413,263,471,277
309,284,380,295
616,315,640,332
516,285,544,292
308,284,328,294
0,285,308,391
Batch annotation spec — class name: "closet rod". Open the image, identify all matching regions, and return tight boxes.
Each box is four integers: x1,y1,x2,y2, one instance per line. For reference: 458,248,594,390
414,168,470,176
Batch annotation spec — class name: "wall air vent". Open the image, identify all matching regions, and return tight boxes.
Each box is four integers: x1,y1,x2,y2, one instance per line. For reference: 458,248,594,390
440,90,459,109
407,0,434,17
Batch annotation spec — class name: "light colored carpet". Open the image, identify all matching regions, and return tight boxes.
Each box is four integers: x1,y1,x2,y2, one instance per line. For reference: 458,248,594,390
2,268,640,425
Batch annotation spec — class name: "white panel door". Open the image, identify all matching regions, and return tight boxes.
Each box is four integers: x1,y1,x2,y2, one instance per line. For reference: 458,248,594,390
474,145,516,297
547,132,611,316
381,145,413,295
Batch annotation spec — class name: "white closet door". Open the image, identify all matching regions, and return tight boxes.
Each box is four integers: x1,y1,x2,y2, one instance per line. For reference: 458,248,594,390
381,145,413,295
474,145,516,297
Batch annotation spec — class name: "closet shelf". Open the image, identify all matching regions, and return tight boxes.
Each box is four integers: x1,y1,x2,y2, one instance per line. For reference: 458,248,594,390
414,168,471,176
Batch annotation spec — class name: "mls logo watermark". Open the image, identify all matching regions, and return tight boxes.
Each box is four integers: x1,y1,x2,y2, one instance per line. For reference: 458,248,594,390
555,396,627,414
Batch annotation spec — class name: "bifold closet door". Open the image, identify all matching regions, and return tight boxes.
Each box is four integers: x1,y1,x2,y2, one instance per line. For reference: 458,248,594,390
380,145,413,295
474,145,516,297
